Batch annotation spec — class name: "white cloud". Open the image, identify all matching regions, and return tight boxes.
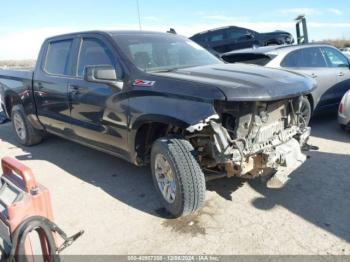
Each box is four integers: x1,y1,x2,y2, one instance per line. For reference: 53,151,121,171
326,8,343,16
0,26,81,60
143,16,160,22
0,21,349,60
203,15,236,21
279,7,343,16
308,22,350,28
202,15,250,23
280,8,321,16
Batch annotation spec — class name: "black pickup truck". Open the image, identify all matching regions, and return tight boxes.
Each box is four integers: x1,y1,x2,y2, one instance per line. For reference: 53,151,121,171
0,31,315,217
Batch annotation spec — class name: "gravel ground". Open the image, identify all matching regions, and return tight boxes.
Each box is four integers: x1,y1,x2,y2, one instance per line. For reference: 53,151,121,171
0,112,349,255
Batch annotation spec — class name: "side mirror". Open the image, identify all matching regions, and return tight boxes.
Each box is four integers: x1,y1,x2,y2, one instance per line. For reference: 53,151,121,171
84,66,120,87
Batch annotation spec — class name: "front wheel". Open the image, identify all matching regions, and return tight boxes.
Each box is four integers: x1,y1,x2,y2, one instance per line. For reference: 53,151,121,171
299,97,312,127
151,138,206,217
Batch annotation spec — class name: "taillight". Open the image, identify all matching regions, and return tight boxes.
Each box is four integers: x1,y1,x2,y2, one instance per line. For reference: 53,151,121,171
339,103,344,113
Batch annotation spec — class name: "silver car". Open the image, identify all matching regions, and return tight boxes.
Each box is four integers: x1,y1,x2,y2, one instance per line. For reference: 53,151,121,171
338,90,350,130
222,44,350,124
340,47,350,59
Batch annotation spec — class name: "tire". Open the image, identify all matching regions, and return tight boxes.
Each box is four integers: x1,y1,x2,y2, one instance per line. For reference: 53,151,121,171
11,104,43,146
299,96,312,127
151,137,206,217
340,124,350,131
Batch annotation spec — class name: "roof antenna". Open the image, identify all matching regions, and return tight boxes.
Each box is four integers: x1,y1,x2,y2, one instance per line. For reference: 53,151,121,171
167,28,177,34
136,0,142,30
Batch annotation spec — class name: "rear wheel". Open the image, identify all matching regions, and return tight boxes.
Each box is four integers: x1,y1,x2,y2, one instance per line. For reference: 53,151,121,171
151,137,206,217
11,105,43,146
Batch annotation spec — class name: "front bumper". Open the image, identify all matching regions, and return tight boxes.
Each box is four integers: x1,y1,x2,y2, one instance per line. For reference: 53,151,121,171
213,123,311,180
338,112,349,126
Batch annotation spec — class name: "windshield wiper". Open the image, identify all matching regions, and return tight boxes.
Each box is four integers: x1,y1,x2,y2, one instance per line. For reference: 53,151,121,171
150,68,177,73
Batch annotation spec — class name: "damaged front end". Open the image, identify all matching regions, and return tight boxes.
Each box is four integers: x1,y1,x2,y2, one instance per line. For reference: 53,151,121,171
186,96,312,187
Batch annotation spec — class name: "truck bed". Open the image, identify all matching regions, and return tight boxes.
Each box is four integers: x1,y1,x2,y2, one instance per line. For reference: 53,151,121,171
0,69,35,117
0,69,34,82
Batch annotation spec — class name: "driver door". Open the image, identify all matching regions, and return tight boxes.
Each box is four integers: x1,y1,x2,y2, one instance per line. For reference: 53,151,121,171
68,35,129,155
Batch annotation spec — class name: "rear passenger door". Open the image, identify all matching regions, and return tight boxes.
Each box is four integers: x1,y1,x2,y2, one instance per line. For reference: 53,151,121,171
68,34,129,155
321,47,350,107
281,47,336,110
33,37,76,135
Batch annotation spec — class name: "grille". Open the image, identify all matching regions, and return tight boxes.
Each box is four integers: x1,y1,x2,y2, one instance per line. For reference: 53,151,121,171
255,121,284,144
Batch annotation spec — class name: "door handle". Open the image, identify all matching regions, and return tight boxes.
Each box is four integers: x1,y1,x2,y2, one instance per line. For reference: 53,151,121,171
338,72,344,77
69,85,81,96
311,73,318,78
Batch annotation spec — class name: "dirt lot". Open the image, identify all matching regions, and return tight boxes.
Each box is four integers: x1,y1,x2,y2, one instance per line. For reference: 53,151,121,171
0,113,349,255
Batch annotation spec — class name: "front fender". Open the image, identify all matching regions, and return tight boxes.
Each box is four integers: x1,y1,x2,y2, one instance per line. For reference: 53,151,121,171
129,95,218,131
127,95,219,163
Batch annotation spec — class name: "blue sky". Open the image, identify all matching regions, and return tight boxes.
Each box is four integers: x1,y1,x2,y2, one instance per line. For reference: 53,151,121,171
0,0,349,59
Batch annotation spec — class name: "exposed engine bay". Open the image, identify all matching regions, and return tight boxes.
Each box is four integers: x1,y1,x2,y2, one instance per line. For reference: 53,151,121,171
186,96,311,187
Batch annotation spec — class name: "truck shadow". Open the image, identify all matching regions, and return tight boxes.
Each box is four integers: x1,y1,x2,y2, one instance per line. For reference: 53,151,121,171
0,123,163,218
206,113,350,243
1,114,350,242
248,149,350,243
310,111,350,143
206,177,246,201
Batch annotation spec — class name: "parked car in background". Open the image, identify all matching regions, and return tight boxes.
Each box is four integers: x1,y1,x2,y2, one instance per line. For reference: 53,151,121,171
338,90,350,130
0,30,314,217
190,26,294,56
222,44,350,123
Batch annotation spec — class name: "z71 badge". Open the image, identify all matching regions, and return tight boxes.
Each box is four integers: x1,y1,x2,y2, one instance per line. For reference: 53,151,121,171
133,79,156,87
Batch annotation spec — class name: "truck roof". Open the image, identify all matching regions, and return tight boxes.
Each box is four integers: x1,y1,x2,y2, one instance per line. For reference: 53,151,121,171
45,30,171,41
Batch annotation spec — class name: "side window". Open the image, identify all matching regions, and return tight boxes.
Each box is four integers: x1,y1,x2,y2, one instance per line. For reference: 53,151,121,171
227,29,249,41
281,49,302,67
282,48,327,68
45,39,73,75
209,30,225,42
129,43,153,70
323,47,349,68
78,38,115,77
191,35,207,44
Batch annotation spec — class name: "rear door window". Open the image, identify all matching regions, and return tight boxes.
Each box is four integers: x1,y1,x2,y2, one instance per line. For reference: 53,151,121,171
45,39,73,75
281,48,327,68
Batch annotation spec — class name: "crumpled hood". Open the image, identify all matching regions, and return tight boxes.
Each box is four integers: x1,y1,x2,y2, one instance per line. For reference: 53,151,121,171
155,63,315,101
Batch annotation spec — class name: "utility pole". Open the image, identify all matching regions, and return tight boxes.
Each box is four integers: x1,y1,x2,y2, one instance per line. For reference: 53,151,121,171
136,0,142,30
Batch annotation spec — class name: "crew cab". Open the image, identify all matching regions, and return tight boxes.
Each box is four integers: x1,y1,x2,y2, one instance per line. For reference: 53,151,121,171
0,31,315,217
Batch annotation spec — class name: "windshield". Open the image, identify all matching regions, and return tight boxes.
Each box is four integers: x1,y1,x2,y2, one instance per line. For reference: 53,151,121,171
112,33,222,72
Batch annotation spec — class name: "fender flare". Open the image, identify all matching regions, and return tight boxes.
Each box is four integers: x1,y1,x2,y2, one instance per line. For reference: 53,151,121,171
131,114,190,131
3,90,22,118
